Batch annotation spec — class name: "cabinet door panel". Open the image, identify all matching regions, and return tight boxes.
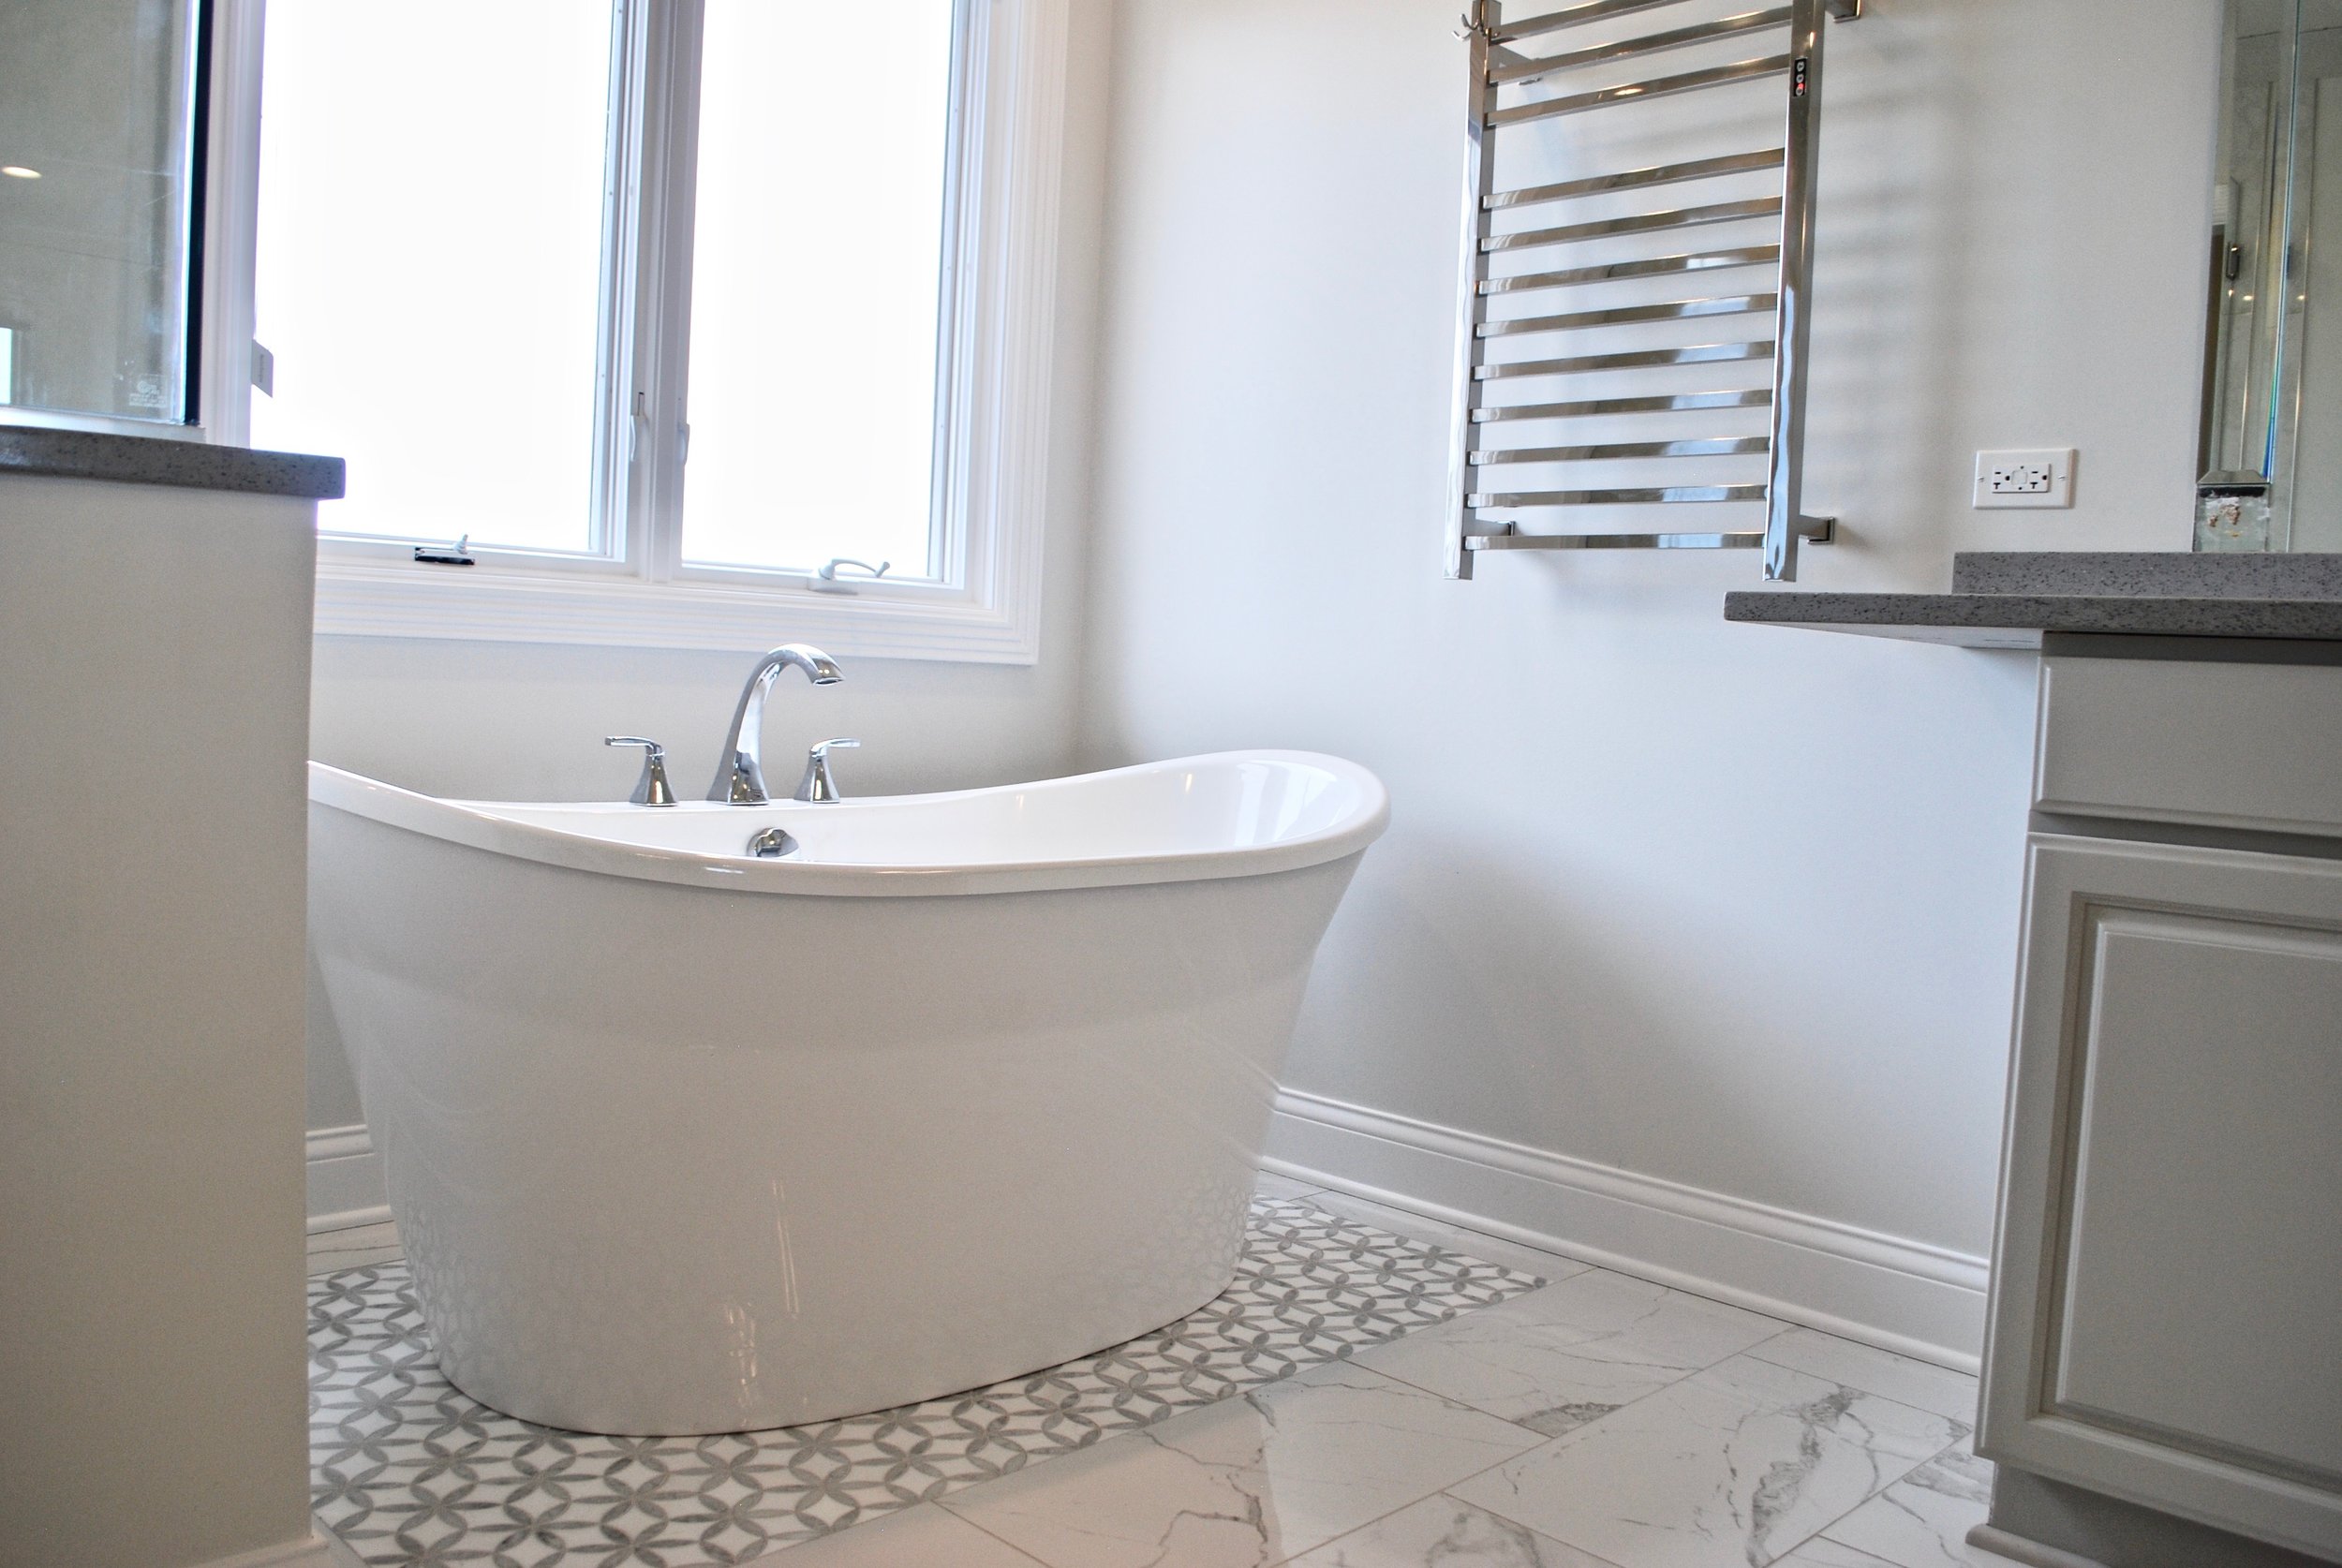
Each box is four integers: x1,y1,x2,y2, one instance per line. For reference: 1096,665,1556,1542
2054,907,2342,1480
1982,836,2342,1561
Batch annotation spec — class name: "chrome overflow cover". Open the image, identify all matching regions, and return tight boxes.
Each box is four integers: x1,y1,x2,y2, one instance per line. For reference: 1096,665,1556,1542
747,826,798,860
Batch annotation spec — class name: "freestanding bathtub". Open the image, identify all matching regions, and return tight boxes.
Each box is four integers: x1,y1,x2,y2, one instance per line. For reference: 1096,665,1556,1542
306,751,1387,1435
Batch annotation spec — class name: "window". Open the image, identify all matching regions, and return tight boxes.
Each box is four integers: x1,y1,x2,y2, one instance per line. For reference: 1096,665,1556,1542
246,0,1067,660
682,2,956,577
252,0,614,552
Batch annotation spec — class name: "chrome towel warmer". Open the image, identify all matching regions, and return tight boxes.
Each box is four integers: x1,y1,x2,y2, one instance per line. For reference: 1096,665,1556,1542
1445,0,1858,581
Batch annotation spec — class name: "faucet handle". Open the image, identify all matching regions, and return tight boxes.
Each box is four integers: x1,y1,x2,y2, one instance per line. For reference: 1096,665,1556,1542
795,738,861,804
604,736,678,806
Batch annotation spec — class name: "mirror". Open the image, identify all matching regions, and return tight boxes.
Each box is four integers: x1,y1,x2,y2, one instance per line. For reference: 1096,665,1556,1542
2201,0,2342,551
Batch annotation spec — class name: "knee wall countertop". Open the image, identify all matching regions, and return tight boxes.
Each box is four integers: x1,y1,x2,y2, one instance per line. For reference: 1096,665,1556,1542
1724,552,2342,648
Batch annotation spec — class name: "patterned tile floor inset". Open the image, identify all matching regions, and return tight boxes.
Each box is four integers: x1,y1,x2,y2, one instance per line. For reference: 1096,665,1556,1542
309,1196,1544,1567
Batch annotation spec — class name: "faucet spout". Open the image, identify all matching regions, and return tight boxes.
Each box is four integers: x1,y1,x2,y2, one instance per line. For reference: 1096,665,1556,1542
709,643,843,804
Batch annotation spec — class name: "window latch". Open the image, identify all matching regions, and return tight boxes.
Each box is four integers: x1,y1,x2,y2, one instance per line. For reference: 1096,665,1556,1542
414,534,476,567
809,557,890,595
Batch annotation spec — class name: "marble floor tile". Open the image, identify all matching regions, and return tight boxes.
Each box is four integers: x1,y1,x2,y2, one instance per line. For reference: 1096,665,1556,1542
1284,1493,1622,1567
305,1220,401,1277
1451,1353,1964,1568
1356,1267,1786,1436
747,1501,1045,1566
1816,1444,2001,1568
1302,1191,1593,1282
1771,1543,1900,1567
939,1358,1546,1568
1255,1170,1327,1204
1743,1328,1980,1427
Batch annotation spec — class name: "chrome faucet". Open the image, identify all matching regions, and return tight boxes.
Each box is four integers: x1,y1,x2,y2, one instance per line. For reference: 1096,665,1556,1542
604,736,678,806
794,738,860,803
709,643,843,804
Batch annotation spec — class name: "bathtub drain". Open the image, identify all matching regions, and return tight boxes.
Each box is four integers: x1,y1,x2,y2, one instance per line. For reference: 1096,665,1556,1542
747,827,798,859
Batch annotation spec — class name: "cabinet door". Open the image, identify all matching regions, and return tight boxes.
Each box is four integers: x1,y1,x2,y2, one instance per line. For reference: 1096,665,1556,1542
1980,836,2342,1562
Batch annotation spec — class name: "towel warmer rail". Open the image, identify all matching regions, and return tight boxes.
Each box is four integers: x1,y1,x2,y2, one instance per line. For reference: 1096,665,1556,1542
1445,0,1857,581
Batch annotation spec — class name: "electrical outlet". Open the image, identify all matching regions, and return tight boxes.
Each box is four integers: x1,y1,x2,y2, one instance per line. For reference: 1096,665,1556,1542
1974,448,2075,509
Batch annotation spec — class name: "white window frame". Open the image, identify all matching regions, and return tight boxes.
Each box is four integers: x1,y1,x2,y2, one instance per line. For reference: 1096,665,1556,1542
215,0,1066,663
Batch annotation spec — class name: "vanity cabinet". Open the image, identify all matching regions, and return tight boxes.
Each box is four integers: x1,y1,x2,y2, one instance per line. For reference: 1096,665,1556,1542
1978,650,2342,1564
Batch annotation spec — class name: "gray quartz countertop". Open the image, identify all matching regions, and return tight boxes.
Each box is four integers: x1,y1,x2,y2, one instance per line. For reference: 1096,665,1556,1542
0,427,345,499
1724,552,2342,647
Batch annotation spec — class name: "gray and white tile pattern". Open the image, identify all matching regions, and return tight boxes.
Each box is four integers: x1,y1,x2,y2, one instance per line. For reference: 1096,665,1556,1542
309,1197,1542,1567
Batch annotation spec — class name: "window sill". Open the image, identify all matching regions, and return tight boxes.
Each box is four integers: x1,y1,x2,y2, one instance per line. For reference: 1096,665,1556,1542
313,557,1040,663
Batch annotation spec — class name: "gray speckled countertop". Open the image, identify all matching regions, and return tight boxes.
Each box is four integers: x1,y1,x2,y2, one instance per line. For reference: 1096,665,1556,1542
0,426,345,499
1724,552,2342,647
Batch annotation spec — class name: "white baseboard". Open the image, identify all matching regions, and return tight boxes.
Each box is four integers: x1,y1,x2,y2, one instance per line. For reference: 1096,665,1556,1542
189,1530,343,1568
1264,1087,1989,1373
305,1123,390,1235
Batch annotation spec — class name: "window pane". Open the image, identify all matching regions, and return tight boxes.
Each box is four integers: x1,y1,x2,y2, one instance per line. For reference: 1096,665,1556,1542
682,0,956,576
252,1,616,552
0,0,200,423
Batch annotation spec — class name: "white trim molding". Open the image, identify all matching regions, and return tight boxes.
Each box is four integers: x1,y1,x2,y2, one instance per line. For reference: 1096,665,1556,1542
311,561,1043,661
305,1123,390,1235
1264,1087,1990,1372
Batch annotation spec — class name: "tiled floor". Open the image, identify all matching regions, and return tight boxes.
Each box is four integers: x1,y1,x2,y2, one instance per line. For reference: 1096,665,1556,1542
307,1192,1543,1565
305,1176,2016,1568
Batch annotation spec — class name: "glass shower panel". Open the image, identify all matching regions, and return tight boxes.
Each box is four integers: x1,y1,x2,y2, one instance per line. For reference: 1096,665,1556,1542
2201,0,2299,496
0,0,201,424
2284,8,2342,550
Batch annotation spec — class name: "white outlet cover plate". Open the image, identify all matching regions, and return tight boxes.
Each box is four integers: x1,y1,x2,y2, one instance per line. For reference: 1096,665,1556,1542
1974,448,2076,509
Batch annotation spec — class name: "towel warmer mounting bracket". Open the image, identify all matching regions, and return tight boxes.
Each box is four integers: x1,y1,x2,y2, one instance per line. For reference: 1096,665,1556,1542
1444,0,1858,582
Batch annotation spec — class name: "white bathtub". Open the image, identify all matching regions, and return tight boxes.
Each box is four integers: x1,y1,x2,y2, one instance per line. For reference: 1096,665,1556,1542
306,751,1387,1435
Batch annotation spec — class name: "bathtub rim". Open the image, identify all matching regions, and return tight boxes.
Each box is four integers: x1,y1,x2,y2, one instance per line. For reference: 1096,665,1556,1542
307,750,1389,898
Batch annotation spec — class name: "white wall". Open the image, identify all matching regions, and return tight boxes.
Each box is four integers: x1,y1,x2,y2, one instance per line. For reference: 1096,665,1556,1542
1075,0,2219,1362
309,636,1084,806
